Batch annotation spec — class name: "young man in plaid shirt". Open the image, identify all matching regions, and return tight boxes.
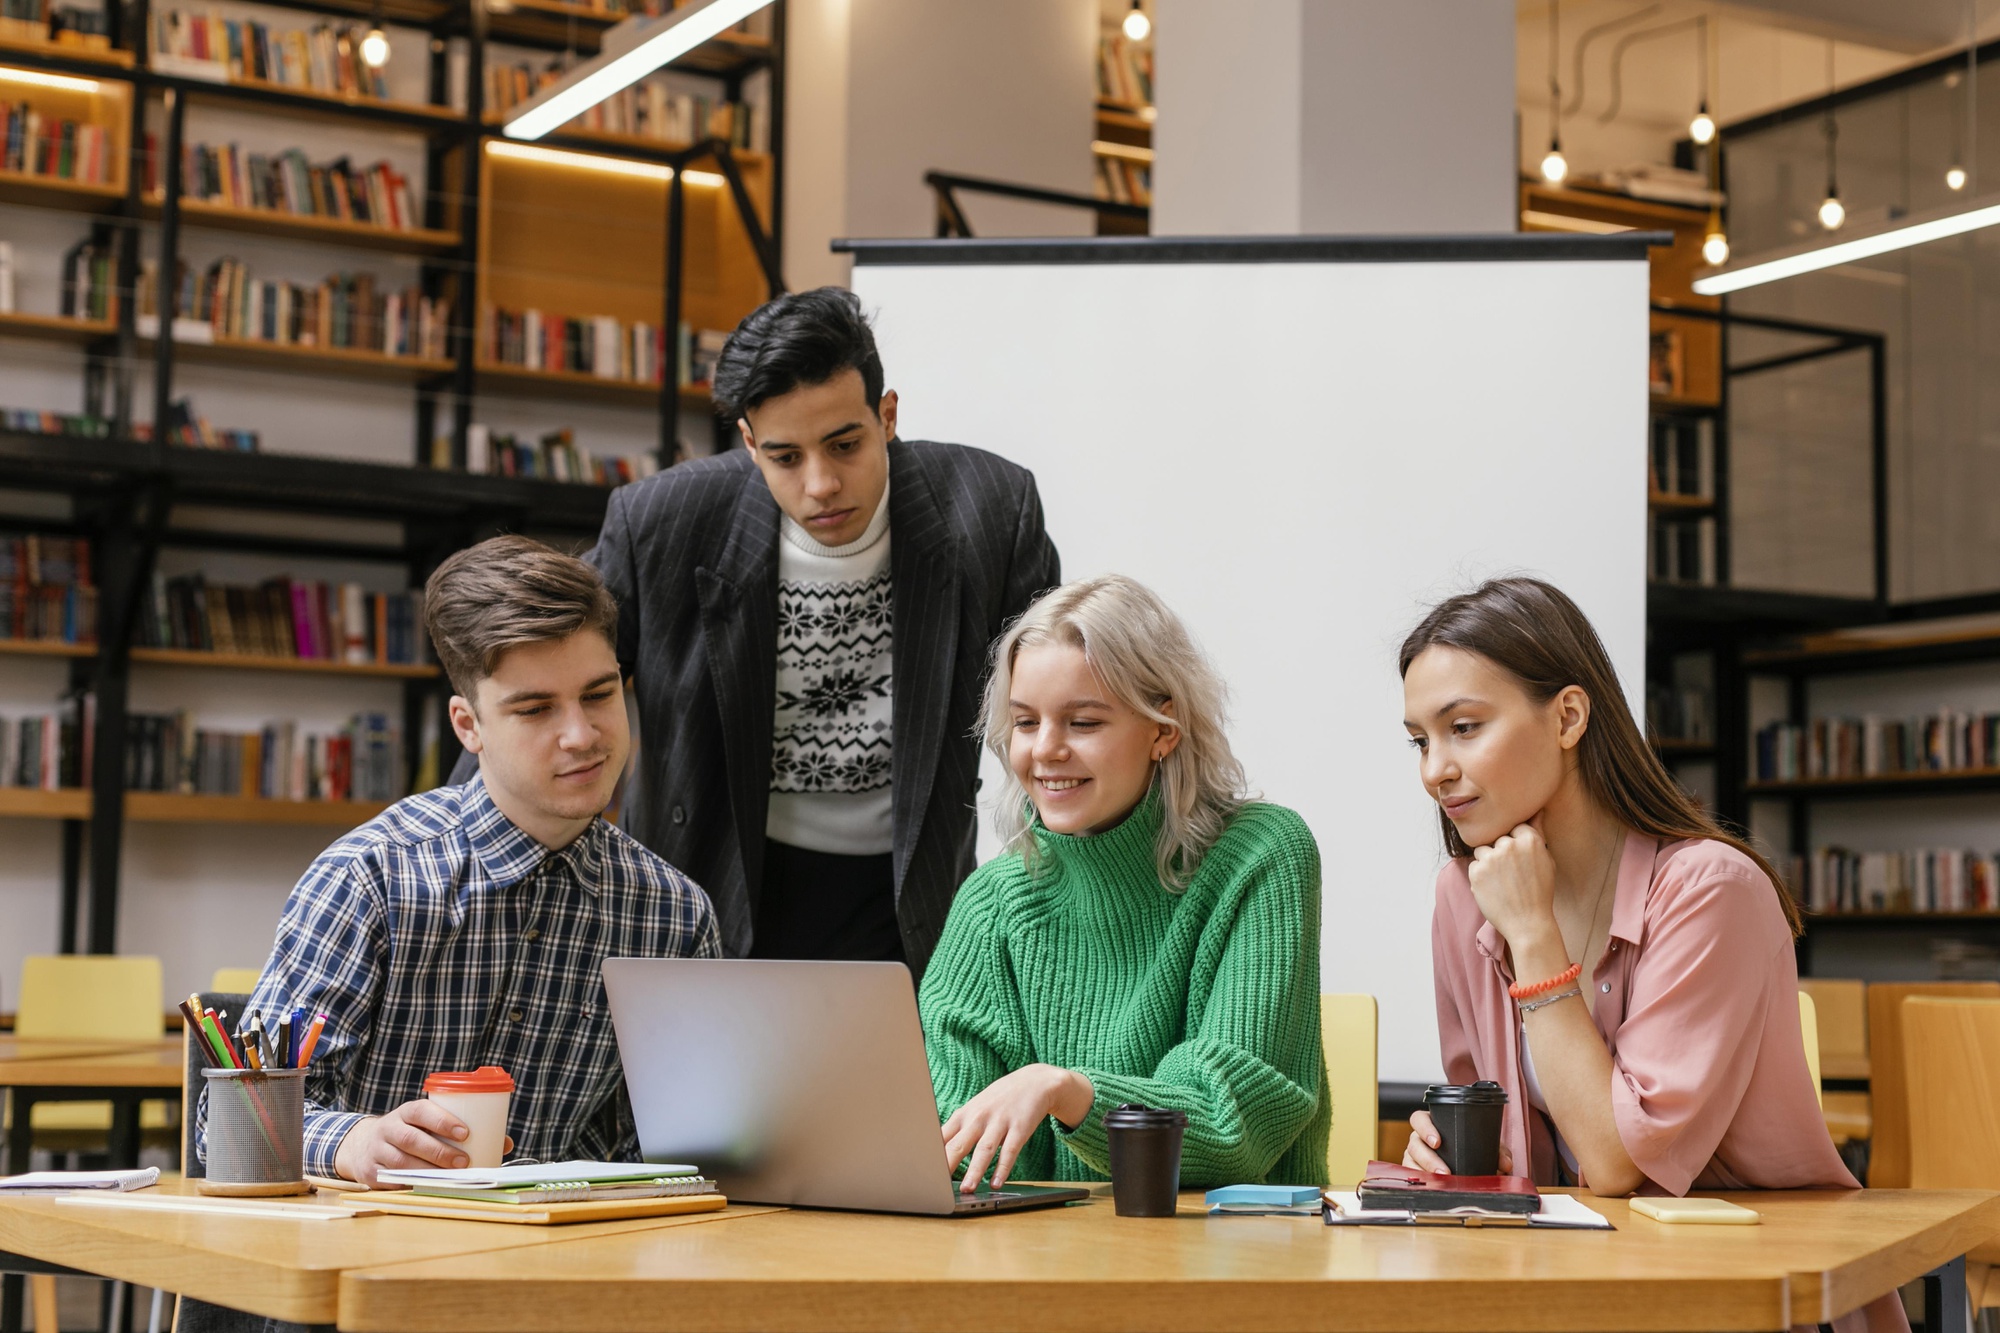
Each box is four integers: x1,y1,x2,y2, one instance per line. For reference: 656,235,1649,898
200,535,720,1189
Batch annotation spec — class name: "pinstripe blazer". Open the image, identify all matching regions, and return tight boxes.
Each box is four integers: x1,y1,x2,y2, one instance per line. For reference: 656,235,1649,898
588,437,1059,975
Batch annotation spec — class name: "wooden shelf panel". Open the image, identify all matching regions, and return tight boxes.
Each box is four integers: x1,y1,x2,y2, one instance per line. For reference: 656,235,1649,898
124,792,392,825
1749,766,2000,798
1746,615,2000,669
0,311,117,343
0,168,124,212
148,334,454,382
0,787,90,818
483,116,771,167
184,74,462,127
151,196,462,255
0,34,133,68
476,360,711,408
130,647,438,678
1649,490,1716,515
0,636,93,658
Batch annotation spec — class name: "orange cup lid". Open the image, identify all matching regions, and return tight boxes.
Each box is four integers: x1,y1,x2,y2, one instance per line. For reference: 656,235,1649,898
423,1065,514,1094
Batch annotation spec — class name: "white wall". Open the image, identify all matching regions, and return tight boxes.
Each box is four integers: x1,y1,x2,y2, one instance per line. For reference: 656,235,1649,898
1154,0,1515,236
854,251,1649,1084
783,0,1099,290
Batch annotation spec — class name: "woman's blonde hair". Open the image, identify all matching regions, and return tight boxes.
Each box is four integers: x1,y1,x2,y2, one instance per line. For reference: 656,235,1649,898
982,574,1250,889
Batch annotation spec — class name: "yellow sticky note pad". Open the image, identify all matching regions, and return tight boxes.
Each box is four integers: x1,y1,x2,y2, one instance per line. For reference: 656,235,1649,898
1630,1197,1761,1225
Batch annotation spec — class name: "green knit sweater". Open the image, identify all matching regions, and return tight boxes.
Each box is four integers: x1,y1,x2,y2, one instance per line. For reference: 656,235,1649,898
918,789,1330,1189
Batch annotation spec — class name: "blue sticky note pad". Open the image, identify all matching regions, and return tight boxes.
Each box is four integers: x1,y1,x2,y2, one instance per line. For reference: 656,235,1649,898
1205,1184,1323,1207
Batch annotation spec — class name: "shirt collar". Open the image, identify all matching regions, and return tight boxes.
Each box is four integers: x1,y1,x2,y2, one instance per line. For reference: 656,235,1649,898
462,774,604,895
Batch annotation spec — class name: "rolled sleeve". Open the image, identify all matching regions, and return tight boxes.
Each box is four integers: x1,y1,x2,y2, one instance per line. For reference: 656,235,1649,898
1607,869,1787,1196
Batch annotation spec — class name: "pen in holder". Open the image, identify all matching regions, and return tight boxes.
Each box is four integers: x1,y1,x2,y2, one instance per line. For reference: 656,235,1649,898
199,1067,308,1196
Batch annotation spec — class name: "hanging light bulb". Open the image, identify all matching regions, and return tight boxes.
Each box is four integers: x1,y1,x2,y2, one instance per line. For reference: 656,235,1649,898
1540,143,1568,184
1540,2,1565,185
1818,192,1845,230
1701,204,1730,265
1122,1,1149,41
1690,103,1716,145
361,24,390,68
1948,164,1968,191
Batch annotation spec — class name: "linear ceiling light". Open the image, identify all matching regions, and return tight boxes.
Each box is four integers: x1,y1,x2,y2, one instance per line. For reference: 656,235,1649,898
501,0,775,141
1693,193,2000,295
487,140,723,186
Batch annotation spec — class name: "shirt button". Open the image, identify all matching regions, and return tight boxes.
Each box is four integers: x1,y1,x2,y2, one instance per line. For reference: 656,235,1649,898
509,1009,524,1022
672,805,686,825
524,928,541,943
1600,982,1611,994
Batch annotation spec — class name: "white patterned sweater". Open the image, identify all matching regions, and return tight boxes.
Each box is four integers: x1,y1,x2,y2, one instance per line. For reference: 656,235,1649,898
766,483,893,856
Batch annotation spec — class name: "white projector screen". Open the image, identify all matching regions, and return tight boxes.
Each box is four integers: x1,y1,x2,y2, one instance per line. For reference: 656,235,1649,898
849,236,1650,1087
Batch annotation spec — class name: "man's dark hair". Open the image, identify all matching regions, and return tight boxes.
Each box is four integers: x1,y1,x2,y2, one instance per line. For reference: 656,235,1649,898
711,286,885,421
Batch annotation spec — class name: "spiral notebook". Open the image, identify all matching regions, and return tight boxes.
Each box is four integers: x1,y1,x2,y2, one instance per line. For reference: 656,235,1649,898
375,1159,701,1201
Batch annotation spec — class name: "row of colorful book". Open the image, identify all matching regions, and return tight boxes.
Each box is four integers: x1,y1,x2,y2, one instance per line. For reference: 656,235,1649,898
144,136,419,233
1096,31,1152,106
1790,847,2000,916
141,572,428,666
0,693,87,790
485,63,756,150
149,8,390,100
126,709,402,803
140,256,449,360
0,534,94,644
466,426,662,486
1,101,116,186
1755,711,2000,782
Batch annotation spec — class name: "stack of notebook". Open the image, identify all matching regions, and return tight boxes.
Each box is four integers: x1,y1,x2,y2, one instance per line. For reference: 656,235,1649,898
332,1160,726,1225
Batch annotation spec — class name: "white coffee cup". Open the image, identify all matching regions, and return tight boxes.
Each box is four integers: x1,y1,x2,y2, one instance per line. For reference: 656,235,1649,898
422,1065,515,1168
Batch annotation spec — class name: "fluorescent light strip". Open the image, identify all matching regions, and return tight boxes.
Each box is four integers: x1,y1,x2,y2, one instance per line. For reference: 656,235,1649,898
486,140,723,186
501,0,772,141
0,66,100,92
1694,196,2000,295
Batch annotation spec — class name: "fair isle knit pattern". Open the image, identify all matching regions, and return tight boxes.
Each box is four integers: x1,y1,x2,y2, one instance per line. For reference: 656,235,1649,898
918,789,1331,1189
766,486,894,855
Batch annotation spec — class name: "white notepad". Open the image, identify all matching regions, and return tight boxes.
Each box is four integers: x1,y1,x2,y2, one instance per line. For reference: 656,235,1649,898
0,1167,159,1193
374,1159,698,1190
1324,1190,1613,1229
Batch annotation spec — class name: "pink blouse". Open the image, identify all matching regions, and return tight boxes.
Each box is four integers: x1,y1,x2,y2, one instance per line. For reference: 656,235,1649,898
1431,832,1909,1333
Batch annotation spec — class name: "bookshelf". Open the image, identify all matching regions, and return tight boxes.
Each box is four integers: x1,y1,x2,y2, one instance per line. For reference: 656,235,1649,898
1093,27,1151,235
0,0,788,962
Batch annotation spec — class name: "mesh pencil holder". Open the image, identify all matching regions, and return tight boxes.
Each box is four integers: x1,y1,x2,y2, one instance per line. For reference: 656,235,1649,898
199,1067,309,1196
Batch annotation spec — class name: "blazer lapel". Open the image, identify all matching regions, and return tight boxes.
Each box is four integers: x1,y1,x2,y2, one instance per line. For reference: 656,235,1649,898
888,439,961,895
697,471,781,907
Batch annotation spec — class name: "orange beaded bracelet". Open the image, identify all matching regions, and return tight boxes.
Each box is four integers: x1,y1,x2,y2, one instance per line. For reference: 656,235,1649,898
1508,961,1582,1001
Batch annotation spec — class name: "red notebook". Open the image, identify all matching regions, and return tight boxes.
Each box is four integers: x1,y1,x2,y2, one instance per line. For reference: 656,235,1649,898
1356,1161,1542,1215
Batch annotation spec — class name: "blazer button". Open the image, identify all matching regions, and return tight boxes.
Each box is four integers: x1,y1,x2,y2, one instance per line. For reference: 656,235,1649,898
672,805,686,825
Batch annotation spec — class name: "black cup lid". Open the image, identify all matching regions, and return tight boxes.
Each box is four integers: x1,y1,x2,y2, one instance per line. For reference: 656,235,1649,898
1103,1102,1188,1129
1423,1080,1508,1106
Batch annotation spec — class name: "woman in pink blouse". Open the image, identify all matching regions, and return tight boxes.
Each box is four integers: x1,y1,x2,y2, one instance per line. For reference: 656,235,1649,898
1398,578,1905,1333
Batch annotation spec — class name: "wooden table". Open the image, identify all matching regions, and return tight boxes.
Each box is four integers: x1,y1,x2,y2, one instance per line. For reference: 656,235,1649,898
0,1179,776,1326
0,1038,186,1333
337,1188,2000,1333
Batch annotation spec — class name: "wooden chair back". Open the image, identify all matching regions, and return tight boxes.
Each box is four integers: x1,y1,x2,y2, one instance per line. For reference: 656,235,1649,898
1798,991,1821,1109
179,991,250,1179
1868,980,2000,1187
1798,978,1868,1079
1320,993,1378,1190
17,955,163,1041
1903,997,2000,1191
210,969,263,994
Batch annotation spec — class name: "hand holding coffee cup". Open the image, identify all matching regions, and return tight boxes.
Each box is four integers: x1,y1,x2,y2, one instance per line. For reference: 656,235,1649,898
423,1066,516,1169
1404,1082,1511,1176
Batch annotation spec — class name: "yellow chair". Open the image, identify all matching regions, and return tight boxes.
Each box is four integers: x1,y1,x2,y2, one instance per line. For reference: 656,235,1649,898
1868,981,2000,1187
1798,990,1822,1110
210,968,263,994
13,955,172,1137
1320,993,1378,1190
1902,997,2000,1317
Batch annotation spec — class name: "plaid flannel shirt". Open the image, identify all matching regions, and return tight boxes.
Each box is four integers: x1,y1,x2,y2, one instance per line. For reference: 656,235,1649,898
197,775,721,1176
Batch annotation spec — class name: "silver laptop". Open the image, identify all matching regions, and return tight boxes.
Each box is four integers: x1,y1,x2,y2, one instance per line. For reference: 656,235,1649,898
602,958,1091,1216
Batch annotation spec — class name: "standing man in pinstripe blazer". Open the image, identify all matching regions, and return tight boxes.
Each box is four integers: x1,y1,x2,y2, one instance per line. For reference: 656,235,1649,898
591,288,1057,975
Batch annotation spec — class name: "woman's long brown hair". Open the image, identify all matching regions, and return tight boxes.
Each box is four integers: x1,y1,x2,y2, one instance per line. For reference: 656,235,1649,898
1398,577,1802,935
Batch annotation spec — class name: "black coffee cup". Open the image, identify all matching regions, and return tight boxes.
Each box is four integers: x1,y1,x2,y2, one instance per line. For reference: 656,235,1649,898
1104,1103,1186,1216
1423,1081,1507,1175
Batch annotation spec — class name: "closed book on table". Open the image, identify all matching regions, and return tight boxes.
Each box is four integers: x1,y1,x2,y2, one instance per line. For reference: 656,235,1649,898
333,1190,727,1225
1355,1161,1541,1215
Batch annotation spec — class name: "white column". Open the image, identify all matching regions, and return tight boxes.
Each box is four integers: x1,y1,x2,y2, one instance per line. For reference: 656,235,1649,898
784,0,1099,289
1153,0,1515,235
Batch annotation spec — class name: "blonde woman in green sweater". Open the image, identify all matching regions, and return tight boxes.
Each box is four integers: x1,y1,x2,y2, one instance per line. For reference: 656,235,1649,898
921,574,1329,1195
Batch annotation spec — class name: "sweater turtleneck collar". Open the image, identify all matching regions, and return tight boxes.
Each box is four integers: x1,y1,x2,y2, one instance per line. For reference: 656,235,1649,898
1032,782,1164,881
